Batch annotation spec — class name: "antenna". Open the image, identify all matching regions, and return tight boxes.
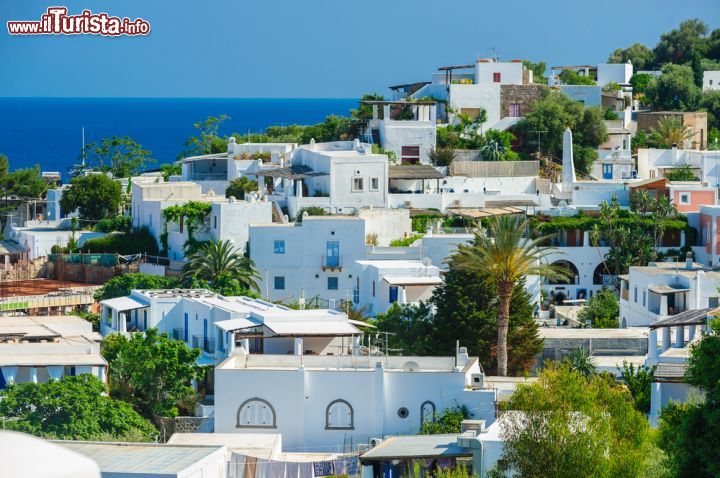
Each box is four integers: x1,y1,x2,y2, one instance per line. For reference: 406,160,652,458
421,257,432,276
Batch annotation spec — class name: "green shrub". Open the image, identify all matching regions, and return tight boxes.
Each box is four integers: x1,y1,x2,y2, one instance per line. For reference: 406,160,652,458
390,234,424,247
94,215,131,233
81,227,159,255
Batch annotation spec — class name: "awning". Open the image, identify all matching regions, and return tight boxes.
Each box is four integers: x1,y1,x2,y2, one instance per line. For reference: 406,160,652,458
255,165,328,180
383,276,443,286
448,207,524,219
348,319,376,329
262,318,360,336
389,165,444,180
361,434,471,462
649,285,690,294
650,307,719,329
0,240,29,255
654,362,688,382
100,296,149,312
215,317,261,332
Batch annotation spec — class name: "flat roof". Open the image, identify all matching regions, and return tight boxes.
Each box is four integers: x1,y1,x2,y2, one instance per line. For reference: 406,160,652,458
261,316,360,336
255,165,328,180
56,441,225,475
650,308,718,329
649,284,690,294
168,433,280,460
361,435,471,461
0,240,28,255
100,296,148,312
448,206,524,219
538,327,647,339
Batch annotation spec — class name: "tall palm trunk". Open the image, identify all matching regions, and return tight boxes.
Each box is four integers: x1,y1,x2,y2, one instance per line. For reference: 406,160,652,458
497,281,513,377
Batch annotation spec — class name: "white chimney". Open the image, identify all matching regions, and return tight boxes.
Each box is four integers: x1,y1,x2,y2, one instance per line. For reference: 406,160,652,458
562,128,577,189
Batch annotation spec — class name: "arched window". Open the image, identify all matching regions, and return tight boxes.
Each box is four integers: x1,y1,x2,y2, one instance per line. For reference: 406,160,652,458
236,398,276,429
548,260,579,285
326,399,354,430
420,401,436,425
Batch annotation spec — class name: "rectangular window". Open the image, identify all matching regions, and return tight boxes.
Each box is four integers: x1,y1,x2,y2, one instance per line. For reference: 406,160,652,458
274,276,285,290
327,277,339,290
370,178,379,191
634,287,638,303
401,146,421,165
710,297,719,307
274,240,285,254
493,72,501,82
642,290,646,307
389,286,399,303
352,177,364,192
371,128,381,143
680,193,690,205
326,241,340,267
214,215,217,229
508,103,521,117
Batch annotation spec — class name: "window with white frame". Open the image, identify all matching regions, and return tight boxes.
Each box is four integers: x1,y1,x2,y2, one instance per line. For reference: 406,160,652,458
326,399,354,430
352,177,364,192
237,398,276,428
680,193,691,205
420,401,436,425
370,178,379,191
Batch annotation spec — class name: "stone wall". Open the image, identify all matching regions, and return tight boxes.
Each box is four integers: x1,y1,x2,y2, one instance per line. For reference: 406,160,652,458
500,84,548,119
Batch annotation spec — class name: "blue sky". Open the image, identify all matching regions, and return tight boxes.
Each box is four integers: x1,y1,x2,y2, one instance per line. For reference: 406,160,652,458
1,0,719,98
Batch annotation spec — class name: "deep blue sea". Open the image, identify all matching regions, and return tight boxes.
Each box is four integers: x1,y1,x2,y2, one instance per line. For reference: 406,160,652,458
0,97,357,179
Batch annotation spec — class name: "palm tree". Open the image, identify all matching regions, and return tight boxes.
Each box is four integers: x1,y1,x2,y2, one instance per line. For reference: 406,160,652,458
182,240,260,291
452,215,573,376
649,116,695,148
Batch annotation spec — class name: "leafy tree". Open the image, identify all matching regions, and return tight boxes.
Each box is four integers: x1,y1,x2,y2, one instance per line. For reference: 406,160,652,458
72,310,102,332
60,173,122,221
603,108,621,120
3,165,47,199
522,60,548,85
94,272,180,301
664,164,698,181
427,147,456,167
94,215,132,233
648,116,696,149
101,328,202,419
225,177,258,199
658,318,720,477
350,93,384,120
493,364,654,478
653,19,709,66
646,64,702,111
558,69,596,85
161,162,182,181
181,115,230,157
451,215,571,376
295,206,328,222
608,43,655,70
437,109,487,149
619,361,656,414
480,130,518,161
420,405,470,434
517,90,607,174
371,302,434,355
630,73,655,96
700,90,720,132
578,288,619,328
0,375,157,441
81,136,154,178
182,239,260,291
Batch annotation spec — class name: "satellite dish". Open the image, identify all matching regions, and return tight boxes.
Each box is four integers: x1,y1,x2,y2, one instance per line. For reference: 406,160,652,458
421,257,432,267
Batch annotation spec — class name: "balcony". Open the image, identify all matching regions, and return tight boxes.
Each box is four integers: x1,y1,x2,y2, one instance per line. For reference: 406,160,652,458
321,255,342,272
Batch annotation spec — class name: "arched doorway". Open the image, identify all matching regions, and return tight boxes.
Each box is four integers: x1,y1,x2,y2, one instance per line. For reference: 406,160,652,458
549,260,579,285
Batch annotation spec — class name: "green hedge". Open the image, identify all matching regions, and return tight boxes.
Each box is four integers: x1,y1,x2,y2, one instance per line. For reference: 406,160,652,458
531,214,688,233
81,227,159,255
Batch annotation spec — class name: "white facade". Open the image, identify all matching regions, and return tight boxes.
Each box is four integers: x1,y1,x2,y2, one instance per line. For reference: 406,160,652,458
619,261,720,328
214,348,496,452
703,71,720,91
131,179,273,260
475,60,527,85
637,148,720,184
8,222,106,260
597,62,633,86
356,260,442,315
0,316,106,388
366,103,437,165
264,141,389,220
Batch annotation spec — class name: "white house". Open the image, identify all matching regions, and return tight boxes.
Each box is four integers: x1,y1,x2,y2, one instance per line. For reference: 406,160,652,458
0,315,106,388
8,221,106,260
131,179,273,261
258,140,389,220
637,148,720,185
618,258,720,328
214,346,497,452
703,71,720,91
364,100,437,165
645,308,715,425
597,62,633,86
